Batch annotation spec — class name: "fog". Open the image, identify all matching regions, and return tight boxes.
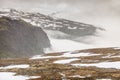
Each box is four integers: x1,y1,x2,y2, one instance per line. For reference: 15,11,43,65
0,0,120,47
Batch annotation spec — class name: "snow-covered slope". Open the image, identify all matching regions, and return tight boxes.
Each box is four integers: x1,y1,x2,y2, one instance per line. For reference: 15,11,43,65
0,8,103,38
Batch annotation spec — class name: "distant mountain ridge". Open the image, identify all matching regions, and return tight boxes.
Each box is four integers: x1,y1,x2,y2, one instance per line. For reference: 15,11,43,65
0,9,104,39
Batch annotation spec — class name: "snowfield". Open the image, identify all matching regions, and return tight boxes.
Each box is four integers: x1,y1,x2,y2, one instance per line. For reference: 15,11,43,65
0,64,29,69
53,58,79,64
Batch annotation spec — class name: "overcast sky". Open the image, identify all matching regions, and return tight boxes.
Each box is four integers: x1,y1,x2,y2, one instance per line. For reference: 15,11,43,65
0,0,119,23
0,0,120,46
0,0,120,21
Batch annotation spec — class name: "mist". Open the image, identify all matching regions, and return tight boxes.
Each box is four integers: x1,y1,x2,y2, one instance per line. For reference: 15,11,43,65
0,0,120,48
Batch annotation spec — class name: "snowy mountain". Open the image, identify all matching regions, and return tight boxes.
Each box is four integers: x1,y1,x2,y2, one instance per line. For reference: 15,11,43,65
0,8,106,52
0,9,104,39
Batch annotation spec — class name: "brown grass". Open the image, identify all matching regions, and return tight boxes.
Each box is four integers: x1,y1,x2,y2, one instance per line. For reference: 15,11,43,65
0,47,120,80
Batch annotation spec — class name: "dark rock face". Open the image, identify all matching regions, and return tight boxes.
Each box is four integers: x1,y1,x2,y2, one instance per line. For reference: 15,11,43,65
0,16,51,58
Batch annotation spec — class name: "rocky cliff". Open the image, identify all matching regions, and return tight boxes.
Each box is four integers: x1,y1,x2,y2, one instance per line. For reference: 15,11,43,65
0,16,51,58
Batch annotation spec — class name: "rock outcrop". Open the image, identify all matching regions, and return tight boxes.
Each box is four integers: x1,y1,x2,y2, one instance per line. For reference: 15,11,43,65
0,16,51,58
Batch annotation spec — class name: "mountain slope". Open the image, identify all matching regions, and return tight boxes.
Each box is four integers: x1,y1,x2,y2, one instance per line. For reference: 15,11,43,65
0,47,120,80
0,16,51,58
0,9,104,40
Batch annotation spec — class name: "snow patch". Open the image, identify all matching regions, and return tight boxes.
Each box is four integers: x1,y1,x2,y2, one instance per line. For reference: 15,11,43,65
62,52,100,58
31,52,100,59
68,27,77,29
30,55,59,59
114,47,120,50
102,53,120,58
96,79,112,80
0,64,29,69
69,75,86,78
0,72,40,80
54,58,79,64
72,61,120,69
